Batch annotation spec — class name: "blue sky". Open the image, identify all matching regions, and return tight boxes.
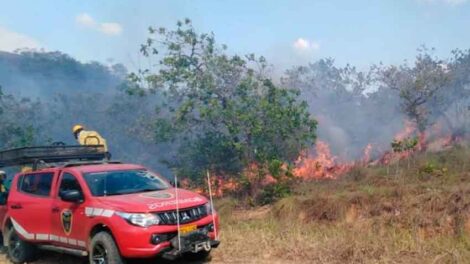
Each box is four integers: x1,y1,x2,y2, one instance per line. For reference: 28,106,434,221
1,0,469,71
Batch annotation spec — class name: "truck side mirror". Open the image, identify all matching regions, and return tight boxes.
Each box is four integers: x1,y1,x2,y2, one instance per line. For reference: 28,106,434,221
60,190,83,203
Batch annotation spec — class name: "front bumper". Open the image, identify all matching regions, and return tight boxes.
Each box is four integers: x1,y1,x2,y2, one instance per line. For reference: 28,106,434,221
161,237,220,261
113,214,220,258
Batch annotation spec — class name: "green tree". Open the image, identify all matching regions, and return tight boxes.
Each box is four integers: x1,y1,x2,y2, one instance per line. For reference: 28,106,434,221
0,85,39,148
129,19,317,195
391,136,418,171
438,49,470,140
375,48,450,148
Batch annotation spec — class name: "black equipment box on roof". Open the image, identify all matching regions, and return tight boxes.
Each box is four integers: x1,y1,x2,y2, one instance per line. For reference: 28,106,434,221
0,145,106,168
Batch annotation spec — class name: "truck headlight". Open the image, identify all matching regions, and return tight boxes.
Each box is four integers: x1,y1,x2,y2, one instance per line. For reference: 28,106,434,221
116,212,160,227
205,202,214,215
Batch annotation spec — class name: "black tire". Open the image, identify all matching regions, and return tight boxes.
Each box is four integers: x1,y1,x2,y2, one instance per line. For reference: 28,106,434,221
89,231,125,264
0,231,6,254
6,228,37,263
183,250,211,261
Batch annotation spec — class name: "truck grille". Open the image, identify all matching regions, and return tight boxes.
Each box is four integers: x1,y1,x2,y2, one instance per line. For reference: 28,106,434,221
156,205,208,225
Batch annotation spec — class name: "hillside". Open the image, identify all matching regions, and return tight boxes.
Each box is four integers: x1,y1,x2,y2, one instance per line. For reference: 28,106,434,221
0,50,125,98
213,145,470,263
0,50,174,177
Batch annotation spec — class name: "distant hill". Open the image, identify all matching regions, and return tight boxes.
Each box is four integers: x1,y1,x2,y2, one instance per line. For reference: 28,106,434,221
0,50,126,98
0,50,174,177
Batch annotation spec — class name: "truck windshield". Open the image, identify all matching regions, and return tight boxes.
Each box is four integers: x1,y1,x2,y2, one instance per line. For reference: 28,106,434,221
83,170,170,196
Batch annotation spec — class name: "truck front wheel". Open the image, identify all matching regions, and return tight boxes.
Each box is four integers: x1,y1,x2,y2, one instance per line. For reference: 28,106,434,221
6,228,37,263
89,231,125,264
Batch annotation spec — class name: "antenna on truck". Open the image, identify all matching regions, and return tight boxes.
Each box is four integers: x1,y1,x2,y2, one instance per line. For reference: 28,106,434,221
206,170,218,240
174,173,182,252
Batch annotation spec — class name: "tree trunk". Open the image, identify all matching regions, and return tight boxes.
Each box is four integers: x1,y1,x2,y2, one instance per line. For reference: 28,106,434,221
418,132,427,152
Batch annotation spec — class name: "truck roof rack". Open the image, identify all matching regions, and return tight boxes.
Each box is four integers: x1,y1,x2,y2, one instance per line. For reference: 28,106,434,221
0,145,107,169
63,160,122,168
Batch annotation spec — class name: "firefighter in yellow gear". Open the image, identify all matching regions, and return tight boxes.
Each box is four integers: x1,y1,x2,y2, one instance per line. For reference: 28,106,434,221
0,171,6,193
0,170,8,205
72,125,108,152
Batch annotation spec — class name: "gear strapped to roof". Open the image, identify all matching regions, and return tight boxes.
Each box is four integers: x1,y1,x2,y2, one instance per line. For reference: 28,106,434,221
0,145,107,168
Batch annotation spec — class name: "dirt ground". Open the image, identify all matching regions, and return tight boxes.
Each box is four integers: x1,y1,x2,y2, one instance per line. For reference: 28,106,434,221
0,233,263,264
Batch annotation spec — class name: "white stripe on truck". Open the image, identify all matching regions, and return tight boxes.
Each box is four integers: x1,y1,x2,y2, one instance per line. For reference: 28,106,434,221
85,207,114,218
10,217,86,248
11,218,34,240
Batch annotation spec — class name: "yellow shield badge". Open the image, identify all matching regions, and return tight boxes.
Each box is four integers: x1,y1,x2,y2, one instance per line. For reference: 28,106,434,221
61,209,73,235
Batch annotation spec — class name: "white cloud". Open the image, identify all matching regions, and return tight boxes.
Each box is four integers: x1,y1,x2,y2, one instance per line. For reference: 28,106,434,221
99,23,122,36
293,38,320,52
293,38,309,50
76,13,96,27
0,26,40,52
75,13,122,36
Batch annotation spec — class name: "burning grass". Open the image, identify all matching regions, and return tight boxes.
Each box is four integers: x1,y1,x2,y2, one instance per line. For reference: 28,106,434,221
212,145,470,263
192,118,468,202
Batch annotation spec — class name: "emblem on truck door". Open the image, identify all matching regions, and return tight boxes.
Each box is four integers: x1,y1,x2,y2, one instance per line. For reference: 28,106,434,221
61,209,73,235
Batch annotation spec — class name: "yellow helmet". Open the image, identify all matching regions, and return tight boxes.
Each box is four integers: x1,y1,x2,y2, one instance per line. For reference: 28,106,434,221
21,166,32,173
72,124,84,134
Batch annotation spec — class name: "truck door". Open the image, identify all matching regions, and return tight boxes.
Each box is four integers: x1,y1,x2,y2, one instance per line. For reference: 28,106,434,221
8,172,55,241
50,171,88,249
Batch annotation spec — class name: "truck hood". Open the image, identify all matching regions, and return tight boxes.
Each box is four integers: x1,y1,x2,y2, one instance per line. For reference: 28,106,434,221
95,188,208,213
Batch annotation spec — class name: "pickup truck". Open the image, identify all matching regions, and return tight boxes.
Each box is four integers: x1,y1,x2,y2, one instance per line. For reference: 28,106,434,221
0,162,220,264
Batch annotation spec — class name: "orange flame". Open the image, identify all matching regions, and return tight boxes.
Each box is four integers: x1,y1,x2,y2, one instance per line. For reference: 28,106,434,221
293,141,353,179
209,177,239,197
395,120,417,141
181,175,238,198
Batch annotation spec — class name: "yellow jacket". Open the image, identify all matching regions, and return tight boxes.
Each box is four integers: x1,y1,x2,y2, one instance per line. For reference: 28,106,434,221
77,130,108,152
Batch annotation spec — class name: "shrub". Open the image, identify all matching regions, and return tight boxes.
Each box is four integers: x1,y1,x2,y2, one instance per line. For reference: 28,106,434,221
257,182,292,205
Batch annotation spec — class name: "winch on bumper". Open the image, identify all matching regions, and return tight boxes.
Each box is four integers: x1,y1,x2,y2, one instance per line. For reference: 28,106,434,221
161,226,220,260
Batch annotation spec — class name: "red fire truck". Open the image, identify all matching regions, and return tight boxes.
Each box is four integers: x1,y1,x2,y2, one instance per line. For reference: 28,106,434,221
0,145,220,264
